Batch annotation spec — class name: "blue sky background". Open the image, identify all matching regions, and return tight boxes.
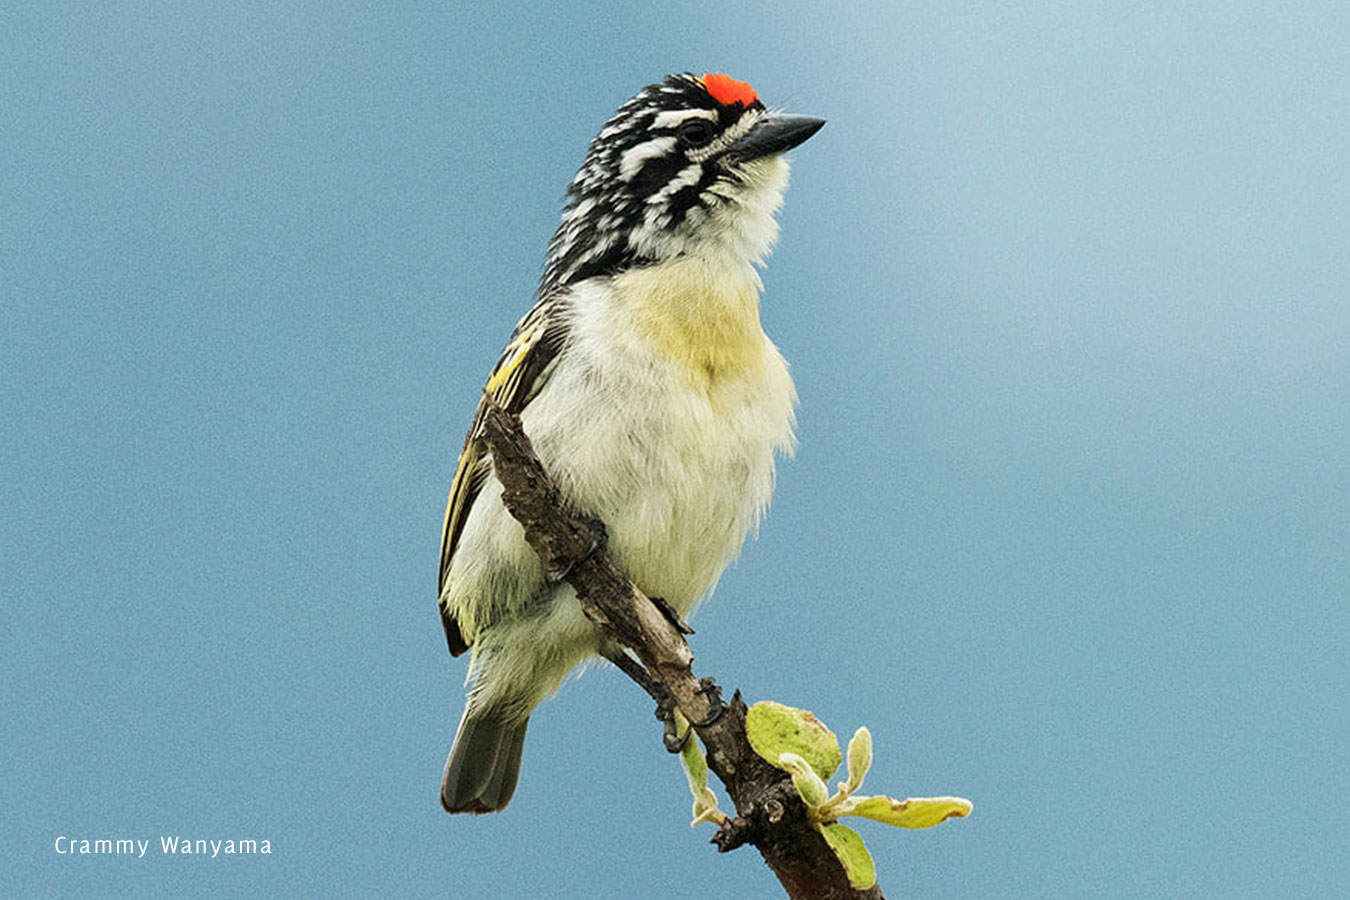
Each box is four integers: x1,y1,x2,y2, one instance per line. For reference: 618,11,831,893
5,2,1347,897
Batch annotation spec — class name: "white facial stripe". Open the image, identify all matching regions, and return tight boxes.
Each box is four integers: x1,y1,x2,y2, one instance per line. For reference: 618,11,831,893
647,163,703,204
652,108,717,129
688,108,762,163
619,136,677,181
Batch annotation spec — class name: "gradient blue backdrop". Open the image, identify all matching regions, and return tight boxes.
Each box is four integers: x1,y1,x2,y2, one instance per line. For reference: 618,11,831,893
6,2,1347,897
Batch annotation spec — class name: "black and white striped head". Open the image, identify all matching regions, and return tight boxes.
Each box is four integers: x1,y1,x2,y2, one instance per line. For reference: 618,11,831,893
540,72,824,296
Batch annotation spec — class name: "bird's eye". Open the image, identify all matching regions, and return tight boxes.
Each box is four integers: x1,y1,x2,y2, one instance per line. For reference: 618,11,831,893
677,119,715,148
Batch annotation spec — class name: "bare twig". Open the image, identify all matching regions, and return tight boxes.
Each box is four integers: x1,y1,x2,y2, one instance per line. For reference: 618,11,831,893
479,399,884,900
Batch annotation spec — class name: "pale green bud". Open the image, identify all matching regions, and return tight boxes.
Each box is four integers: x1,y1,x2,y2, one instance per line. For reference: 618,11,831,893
779,751,830,808
844,726,872,793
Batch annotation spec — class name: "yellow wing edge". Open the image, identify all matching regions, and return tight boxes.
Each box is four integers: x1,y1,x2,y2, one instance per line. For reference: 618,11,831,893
436,300,568,655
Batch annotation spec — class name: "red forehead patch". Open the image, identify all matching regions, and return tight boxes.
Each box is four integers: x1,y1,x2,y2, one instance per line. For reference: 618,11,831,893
702,72,758,107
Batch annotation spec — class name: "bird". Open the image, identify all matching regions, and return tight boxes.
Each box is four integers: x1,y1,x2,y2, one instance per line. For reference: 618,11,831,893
437,71,824,814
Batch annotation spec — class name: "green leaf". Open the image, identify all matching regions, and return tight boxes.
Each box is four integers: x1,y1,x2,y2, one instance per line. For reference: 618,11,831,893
678,722,707,797
745,701,841,782
676,716,726,827
818,822,876,890
846,795,973,829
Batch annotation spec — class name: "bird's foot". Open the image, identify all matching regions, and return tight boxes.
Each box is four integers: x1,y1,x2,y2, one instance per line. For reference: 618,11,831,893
656,696,690,753
689,677,726,728
604,650,691,752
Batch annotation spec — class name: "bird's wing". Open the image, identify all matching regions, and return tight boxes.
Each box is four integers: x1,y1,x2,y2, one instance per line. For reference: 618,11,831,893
438,298,569,656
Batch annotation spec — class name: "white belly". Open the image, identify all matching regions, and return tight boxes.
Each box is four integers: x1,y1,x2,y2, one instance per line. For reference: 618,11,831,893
445,261,796,714
525,270,796,613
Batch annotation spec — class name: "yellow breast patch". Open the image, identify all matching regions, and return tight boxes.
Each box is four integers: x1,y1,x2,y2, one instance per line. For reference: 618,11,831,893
614,256,767,384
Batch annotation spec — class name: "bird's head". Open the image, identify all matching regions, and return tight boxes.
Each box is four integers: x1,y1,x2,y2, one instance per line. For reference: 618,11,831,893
541,72,824,295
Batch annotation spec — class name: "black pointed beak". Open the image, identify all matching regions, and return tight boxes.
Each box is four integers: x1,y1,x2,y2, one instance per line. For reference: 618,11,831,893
727,114,826,161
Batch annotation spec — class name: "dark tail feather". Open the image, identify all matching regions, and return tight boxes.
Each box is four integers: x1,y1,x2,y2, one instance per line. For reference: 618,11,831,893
441,711,529,814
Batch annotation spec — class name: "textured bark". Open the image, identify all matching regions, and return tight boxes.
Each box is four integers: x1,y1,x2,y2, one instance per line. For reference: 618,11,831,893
480,399,884,900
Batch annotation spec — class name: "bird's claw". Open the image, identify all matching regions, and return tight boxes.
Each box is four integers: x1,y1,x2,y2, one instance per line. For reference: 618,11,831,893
689,677,726,728
656,696,689,753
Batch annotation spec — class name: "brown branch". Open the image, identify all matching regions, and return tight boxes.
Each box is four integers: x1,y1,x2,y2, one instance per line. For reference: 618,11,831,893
479,399,884,900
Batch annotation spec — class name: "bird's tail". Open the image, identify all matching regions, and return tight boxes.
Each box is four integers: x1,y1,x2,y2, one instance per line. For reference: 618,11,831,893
440,708,529,814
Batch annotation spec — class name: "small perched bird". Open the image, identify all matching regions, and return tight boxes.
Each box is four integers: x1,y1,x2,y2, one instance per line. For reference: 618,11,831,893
437,72,823,813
